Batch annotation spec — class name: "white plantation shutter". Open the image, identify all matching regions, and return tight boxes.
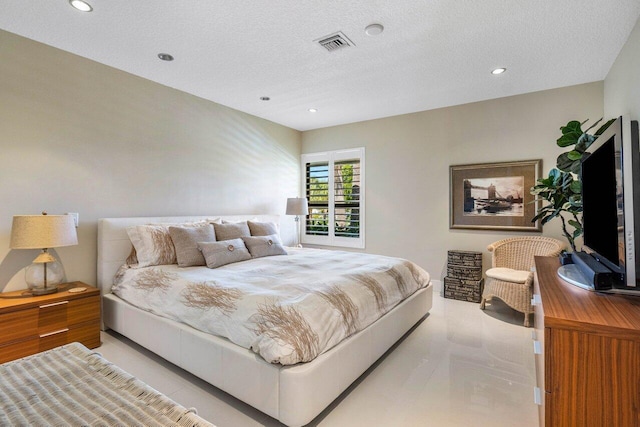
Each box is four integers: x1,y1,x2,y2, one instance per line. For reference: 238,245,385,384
301,148,365,248
334,159,360,238
306,161,329,236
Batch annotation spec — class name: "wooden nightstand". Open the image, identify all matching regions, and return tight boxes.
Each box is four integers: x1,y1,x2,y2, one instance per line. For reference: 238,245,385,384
0,281,101,363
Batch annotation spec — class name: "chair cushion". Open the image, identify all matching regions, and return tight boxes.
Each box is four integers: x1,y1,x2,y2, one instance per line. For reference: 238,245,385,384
486,267,532,284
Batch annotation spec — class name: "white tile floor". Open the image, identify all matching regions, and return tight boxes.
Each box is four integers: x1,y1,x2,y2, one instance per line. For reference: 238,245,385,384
98,292,539,427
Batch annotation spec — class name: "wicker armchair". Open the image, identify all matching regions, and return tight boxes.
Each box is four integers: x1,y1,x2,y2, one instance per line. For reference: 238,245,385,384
480,236,564,327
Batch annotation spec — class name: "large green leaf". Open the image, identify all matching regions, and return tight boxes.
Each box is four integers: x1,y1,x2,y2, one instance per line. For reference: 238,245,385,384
567,150,582,161
594,118,615,136
560,120,583,134
568,219,582,229
556,153,581,173
557,132,582,147
569,180,581,193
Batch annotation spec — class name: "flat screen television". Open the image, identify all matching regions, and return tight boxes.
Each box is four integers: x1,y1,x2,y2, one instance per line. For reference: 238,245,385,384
559,116,640,292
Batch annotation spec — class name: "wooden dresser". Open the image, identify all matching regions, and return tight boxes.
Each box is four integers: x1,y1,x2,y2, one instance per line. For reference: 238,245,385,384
0,282,101,363
533,256,640,427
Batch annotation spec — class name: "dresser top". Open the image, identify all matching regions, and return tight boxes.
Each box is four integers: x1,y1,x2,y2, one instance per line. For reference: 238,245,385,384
535,256,640,336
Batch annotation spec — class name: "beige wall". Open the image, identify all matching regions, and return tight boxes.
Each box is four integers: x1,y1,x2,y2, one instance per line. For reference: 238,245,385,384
0,25,614,292
0,30,301,292
605,15,640,119
302,82,604,281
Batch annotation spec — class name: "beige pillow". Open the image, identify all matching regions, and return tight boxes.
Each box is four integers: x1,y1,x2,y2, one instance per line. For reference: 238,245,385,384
169,225,216,267
198,239,251,268
247,221,279,236
242,234,287,258
126,221,208,267
213,222,251,241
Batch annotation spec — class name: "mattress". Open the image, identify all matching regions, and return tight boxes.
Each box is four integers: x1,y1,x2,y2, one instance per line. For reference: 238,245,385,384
112,247,431,365
0,342,214,427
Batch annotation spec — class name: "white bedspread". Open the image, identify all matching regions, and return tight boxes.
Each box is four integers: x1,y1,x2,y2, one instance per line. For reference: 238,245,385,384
112,248,430,365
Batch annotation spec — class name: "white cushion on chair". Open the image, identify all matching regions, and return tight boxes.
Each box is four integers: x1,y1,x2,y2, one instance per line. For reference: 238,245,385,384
486,267,532,284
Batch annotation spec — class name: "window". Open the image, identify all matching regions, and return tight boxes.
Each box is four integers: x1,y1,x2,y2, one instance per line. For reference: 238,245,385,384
301,148,364,248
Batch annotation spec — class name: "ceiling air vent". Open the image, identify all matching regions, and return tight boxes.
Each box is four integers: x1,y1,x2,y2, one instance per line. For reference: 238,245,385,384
315,31,355,52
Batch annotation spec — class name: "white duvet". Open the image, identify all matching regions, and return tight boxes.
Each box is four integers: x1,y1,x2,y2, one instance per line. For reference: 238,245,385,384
112,248,430,365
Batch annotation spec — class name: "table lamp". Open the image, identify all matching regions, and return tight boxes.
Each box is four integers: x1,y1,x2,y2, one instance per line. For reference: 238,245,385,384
286,197,308,247
10,212,78,295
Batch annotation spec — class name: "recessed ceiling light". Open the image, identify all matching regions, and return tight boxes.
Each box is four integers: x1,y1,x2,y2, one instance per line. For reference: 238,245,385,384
308,108,318,113
365,23,384,36
260,96,270,101
69,0,92,12
157,53,174,61
491,67,507,75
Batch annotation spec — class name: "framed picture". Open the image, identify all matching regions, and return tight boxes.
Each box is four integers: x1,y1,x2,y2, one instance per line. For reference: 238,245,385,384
449,159,542,231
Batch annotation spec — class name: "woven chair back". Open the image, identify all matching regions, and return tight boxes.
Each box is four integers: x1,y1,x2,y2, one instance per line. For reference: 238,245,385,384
490,236,565,271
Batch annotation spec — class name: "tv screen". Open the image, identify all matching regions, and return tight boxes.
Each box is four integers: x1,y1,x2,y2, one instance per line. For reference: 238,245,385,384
582,134,623,270
581,117,640,288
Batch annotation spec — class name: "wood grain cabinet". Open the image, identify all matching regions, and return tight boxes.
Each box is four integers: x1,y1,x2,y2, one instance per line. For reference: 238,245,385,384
533,256,640,427
0,282,101,363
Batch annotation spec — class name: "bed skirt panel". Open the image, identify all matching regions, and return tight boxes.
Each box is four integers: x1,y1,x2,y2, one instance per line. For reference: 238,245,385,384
103,283,432,426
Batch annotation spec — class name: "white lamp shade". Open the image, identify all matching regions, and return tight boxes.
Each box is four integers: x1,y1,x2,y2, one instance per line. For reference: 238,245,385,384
10,214,78,249
286,198,309,216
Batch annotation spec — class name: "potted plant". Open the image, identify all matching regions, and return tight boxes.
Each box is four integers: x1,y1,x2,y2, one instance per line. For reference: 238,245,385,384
530,118,614,251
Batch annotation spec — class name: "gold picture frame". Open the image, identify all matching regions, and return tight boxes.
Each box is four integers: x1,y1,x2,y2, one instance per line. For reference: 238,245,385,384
450,159,542,231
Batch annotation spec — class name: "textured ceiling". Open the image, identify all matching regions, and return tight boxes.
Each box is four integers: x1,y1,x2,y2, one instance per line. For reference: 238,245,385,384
1,1,639,131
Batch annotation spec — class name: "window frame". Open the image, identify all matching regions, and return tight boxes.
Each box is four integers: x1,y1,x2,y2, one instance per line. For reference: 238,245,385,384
301,147,365,248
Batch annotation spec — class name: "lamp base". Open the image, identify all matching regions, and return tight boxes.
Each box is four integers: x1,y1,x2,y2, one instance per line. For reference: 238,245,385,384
25,259,64,296
30,285,59,296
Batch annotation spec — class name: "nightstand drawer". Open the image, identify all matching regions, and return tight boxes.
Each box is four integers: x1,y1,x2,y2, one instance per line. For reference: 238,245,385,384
38,295,100,333
0,308,38,345
68,320,101,349
0,339,38,364
39,320,100,352
0,320,101,364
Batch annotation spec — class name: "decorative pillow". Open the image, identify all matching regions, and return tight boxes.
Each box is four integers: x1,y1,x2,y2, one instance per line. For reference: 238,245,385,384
169,225,216,267
213,222,251,241
242,234,287,258
126,221,208,268
198,239,251,269
127,225,176,267
247,221,279,236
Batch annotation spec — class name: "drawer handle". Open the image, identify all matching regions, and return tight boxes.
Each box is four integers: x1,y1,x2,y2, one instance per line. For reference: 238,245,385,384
40,328,69,338
39,301,69,309
534,387,542,405
533,340,542,355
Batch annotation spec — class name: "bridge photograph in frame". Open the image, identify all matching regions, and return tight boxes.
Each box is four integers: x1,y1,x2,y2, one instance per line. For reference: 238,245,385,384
449,159,542,231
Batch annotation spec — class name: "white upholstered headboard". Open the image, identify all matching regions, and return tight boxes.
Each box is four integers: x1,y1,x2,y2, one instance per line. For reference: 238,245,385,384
97,215,281,294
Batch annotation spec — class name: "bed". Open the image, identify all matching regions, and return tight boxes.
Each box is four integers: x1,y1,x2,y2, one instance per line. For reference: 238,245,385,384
0,342,214,426
98,215,433,427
